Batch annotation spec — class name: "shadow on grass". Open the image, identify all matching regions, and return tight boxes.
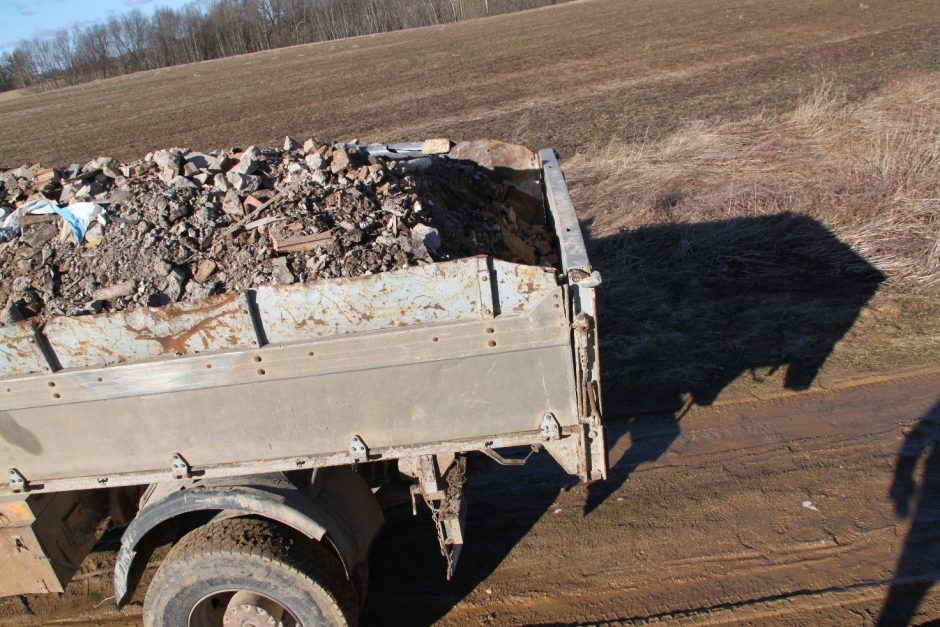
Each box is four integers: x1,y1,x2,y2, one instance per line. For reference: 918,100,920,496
585,211,884,514
362,211,884,624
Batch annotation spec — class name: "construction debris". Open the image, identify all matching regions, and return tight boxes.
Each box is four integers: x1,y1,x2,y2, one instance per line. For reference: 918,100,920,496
0,139,556,323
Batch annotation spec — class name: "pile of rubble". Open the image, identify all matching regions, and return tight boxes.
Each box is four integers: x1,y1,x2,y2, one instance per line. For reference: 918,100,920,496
0,138,556,323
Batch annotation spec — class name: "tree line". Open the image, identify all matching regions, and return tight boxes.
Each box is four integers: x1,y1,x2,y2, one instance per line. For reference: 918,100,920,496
0,0,560,91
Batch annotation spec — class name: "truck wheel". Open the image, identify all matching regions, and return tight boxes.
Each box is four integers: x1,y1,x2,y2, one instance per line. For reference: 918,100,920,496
143,517,358,627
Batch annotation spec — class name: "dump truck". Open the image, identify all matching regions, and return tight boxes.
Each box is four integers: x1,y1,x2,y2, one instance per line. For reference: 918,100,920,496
0,145,605,626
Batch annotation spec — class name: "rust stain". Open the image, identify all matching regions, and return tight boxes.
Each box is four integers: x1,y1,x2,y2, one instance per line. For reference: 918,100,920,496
517,279,539,294
125,308,242,355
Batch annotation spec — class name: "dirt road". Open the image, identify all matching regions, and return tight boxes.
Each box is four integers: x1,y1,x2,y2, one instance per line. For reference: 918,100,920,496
3,370,937,625
360,370,940,625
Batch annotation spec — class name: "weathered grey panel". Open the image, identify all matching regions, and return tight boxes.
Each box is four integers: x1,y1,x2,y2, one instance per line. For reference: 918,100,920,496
1,343,575,483
0,322,50,378
255,257,558,344
43,293,258,368
0,291,576,486
491,259,558,314
256,258,488,343
540,148,591,274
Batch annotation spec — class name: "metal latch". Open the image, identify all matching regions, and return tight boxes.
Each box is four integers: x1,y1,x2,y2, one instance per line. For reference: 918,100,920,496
568,269,602,288
348,435,369,463
170,453,191,479
8,468,27,493
540,413,561,441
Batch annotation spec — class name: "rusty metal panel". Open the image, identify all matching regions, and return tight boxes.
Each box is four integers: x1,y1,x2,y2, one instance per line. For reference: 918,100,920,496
0,525,63,594
43,293,258,368
255,257,557,344
255,258,486,343
491,259,558,315
0,291,577,489
0,321,50,379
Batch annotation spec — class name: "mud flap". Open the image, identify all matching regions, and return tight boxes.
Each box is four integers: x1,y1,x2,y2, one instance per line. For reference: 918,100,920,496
399,454,469,579
434,464,468,580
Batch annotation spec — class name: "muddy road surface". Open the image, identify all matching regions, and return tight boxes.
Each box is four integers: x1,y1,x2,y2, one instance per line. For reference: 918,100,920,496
2,371,938,625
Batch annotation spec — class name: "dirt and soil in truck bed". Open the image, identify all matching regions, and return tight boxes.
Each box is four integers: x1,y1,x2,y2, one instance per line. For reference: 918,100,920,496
0,139,554,324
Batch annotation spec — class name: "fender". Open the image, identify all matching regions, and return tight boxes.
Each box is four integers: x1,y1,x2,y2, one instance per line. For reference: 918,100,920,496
114,467,383,606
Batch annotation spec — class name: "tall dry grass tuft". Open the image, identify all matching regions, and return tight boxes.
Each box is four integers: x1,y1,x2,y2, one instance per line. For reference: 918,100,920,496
566,74,940,407
568,73,940,290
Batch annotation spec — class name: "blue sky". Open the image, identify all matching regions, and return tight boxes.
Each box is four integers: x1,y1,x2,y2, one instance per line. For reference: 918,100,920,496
1,0,194,53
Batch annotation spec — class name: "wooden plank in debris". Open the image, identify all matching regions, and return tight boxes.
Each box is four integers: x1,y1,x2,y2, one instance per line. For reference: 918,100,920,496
62,169,100,184
271,231,334,253
223,184,294,238
244,216,284,230
33,168,58,187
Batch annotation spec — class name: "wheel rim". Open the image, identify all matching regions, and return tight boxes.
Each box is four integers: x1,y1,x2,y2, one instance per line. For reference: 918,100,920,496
189,589,299,627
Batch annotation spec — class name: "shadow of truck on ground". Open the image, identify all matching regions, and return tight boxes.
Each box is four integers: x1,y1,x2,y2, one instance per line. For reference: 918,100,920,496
362,212,884,624
585,211,884,513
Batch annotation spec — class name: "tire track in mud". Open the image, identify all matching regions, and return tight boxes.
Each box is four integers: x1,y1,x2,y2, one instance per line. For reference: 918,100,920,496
427,371,940,625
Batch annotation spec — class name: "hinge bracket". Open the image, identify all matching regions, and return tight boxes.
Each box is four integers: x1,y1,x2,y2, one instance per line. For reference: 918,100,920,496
540,413,562,441
8,468,27,493
170,453,191,479
349,435,369,463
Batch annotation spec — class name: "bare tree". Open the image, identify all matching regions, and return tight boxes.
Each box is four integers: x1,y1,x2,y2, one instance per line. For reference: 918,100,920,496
5,0,561,90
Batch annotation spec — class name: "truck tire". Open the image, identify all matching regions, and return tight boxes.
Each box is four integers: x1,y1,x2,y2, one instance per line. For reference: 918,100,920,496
143,517,359,627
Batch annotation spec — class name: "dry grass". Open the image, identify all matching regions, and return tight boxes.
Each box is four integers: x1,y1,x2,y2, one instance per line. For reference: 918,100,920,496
566,74,940,409
571,73,940,289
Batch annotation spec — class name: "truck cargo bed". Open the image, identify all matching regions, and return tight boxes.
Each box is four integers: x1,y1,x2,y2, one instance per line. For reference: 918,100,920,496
1,149,603,496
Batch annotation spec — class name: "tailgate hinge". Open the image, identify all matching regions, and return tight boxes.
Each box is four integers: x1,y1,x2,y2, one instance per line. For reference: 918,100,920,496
170,453,191,479
8,468,28,493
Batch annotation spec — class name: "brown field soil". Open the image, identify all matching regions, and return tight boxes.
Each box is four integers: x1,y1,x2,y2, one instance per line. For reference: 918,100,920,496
0,0,939,167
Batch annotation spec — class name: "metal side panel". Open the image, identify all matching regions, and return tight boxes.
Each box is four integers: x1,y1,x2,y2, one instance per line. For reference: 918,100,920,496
0,321,51,378
255,257,558,344
43,293,258,369
0,291,578,491
256,257,487,343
